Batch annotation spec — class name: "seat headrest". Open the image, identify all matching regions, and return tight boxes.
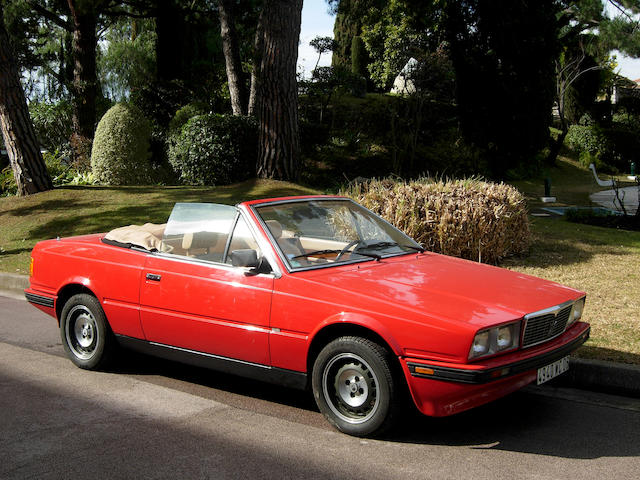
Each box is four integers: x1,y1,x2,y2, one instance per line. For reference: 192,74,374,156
265,220,283,239
182,231,220,250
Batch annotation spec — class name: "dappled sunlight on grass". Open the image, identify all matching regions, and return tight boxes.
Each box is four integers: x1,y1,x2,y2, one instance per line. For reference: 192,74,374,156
0,180,319,274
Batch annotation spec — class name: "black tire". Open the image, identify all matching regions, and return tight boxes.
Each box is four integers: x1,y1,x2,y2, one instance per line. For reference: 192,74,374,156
312,336,398,437
60,293,115,370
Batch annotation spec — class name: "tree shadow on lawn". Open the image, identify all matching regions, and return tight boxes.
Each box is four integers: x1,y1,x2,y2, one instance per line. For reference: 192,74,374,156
4,197,92,218
26,204,175,239
503,225,640,270
0,247,32,256
576,345,640,366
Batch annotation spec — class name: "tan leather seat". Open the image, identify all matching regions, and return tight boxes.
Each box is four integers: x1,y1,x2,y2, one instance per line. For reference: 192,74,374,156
182,231,223,256
265,220,304,258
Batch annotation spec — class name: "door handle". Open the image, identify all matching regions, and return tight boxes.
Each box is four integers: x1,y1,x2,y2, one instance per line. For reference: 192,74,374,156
146,273,162,281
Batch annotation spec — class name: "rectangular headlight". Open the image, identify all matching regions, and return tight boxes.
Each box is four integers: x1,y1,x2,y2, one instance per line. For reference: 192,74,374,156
567,296,586,328
469,321,520,360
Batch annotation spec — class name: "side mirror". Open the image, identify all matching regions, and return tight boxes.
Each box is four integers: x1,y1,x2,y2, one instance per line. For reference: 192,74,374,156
231,249,259,268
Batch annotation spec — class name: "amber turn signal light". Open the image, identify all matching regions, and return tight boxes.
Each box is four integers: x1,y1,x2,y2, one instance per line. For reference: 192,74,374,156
414,366,435,376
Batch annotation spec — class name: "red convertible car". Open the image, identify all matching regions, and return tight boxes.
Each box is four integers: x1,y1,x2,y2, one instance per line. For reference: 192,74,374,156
25,196,590,436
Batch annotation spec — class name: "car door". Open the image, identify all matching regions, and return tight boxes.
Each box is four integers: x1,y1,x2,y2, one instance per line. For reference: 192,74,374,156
139,208,274,365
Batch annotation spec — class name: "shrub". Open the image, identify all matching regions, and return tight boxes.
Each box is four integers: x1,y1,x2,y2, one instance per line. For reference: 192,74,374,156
341,177,530,264
91,103,152,185
565,124,606,156
168,113,257,186
0,166,17,196
29,100,72,154
168,102,209,136
578,150,609,172
566,123,640,173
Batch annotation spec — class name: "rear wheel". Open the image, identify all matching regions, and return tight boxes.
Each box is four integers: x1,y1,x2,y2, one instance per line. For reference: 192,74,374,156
312,336,398,436
60,293,114,370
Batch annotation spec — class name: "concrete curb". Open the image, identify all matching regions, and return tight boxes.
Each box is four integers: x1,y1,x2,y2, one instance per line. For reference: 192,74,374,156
560,358,640,399
0,272,28,292
1,272,639,398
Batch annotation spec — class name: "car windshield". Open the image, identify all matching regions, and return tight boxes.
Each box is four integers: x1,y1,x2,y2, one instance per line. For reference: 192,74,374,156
254,199,422,270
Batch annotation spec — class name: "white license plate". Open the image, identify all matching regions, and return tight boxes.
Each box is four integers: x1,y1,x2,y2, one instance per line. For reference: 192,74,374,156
537,356,570,385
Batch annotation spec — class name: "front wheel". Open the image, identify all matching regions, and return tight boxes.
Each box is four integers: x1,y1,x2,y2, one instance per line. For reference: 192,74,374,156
312,336,398,436
60,293,115,370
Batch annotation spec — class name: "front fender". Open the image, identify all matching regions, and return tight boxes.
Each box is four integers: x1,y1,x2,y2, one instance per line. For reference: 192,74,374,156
308,311,405,357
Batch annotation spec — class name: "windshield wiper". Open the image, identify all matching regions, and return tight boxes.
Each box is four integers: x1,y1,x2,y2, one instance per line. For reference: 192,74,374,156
291,248,382,261
291,249,342,259
359,241,425,253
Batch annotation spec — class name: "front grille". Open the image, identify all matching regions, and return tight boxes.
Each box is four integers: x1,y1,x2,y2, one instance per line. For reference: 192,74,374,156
522,304,572,348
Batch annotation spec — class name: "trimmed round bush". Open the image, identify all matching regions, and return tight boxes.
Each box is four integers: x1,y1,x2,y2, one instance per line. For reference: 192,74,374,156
341,177,530,264
168,113,257,186
91,103,152,185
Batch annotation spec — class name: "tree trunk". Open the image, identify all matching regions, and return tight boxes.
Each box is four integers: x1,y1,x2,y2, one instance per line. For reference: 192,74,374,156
255,0,303,181
248,7,265,117
67,0,98,171
219,0,248,115
0,3,53,195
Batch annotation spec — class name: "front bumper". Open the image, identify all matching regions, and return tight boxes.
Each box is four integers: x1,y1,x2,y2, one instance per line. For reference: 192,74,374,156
401,322,590,416
24,288,57,317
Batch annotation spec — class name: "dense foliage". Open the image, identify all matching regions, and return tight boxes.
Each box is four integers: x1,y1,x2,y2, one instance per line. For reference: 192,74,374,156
91,103,152,185
445,0,559,176
168,113,257,186
3,0,640,191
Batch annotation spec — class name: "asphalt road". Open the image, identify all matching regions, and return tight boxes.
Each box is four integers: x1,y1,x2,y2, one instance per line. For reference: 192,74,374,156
1,294,640,480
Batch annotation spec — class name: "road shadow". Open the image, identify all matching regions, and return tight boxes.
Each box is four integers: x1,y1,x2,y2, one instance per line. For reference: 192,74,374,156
107,349,640,460
111,349,318,413
384,387,640,459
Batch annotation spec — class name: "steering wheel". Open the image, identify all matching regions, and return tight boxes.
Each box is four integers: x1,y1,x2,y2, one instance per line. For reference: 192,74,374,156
335,239,361,261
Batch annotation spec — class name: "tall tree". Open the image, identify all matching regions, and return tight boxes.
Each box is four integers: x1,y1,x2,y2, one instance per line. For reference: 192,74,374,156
67,0,99,168
445,0,560,175
255,0,303,180
0,2,53,195
330,0,365,70
248,5,264,116
24,0,104,168
546,0,640,164
154,0,187,83
218,0,248,115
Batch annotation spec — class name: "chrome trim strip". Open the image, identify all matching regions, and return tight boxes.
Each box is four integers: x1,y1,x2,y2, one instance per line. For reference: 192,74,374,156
149,342,271,369
524,299,575,319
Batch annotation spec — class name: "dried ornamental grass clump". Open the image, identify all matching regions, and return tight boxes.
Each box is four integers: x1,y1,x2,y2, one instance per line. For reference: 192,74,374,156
341,177,530,264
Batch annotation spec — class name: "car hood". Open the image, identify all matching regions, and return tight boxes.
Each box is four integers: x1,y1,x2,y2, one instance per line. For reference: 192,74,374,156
298,252,583,329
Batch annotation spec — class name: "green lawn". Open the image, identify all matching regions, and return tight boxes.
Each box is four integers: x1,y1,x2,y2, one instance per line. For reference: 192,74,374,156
0,179,318,274
507,155,640,364
1,167,639,365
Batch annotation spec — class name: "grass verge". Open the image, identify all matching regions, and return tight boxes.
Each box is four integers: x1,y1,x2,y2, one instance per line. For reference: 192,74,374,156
507,155,640,364
502,217,640,364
